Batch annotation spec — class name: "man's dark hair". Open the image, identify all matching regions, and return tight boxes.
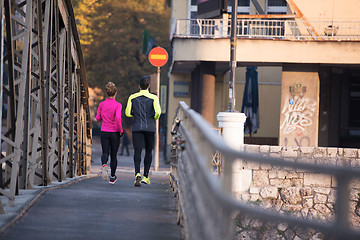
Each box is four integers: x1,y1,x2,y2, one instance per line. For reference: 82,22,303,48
139,76,150,90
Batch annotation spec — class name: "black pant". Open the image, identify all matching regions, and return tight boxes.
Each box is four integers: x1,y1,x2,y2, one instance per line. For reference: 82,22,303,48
100,131,120,176
132,131,155,177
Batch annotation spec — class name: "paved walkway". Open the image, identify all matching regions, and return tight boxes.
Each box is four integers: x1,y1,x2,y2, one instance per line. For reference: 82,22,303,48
0,136,181,240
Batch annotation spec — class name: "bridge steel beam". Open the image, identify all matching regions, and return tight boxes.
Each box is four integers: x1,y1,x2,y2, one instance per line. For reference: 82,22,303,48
0,0,5,214
0,0,92,209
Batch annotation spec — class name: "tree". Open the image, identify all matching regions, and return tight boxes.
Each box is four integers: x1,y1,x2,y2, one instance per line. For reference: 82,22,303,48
73,0,170,110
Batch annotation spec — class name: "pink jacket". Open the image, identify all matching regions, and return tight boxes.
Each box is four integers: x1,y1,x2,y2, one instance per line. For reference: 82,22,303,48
96,98,123,133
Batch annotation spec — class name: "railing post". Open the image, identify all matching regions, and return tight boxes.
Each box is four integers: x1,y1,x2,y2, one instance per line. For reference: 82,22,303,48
214,19,220,38
217,112,251,194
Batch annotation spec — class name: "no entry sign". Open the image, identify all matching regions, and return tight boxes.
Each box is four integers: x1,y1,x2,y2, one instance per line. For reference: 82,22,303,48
148,47,168,67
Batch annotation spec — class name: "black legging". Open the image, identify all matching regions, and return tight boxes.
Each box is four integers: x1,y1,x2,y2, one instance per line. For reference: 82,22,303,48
100,131,121,176
132,131,155,177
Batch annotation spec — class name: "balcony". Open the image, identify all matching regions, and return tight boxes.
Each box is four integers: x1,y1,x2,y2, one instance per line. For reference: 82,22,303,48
173,19,360,41
170,19,360,73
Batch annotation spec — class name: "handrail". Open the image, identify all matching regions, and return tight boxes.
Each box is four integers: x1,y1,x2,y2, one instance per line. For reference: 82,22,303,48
171,101,360,239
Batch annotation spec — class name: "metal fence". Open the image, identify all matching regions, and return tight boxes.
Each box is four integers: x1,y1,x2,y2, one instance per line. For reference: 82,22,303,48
175,19,360,41
0,0,92,212
170,101,360,240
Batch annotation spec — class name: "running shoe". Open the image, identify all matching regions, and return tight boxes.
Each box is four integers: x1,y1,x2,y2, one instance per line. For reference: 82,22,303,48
109,175,117,184
141,176,150,185
134,173,142,187
101,164,109,181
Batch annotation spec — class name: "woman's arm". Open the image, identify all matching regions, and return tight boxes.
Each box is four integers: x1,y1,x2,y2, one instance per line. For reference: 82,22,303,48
115,104,123,133
96,102,102,121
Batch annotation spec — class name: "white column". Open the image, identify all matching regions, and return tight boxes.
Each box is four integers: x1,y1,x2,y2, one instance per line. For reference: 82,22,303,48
217,112,252,194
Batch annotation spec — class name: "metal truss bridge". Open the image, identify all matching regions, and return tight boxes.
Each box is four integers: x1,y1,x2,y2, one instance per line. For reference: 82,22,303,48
0,0,92,212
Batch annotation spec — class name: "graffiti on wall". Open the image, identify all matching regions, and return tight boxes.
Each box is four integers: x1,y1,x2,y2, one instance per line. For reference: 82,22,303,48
280,83,317,147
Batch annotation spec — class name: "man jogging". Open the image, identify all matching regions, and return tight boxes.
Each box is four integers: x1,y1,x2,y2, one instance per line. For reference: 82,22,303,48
125,76,161,187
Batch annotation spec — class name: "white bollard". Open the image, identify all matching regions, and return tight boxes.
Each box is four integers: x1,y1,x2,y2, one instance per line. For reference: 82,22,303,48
217,112,252,194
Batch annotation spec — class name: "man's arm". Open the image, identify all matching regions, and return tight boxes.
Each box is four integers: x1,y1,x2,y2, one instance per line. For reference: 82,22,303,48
153,96,161,120
125,95,133,117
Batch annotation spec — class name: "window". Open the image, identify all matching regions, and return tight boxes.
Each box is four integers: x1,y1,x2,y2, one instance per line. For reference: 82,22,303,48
349,76,360,128
238,0,250,6
267,0,287,6
189,0,197,19
227,0,251,15
191,11,198,19
266,0,287,14
238,0,251,14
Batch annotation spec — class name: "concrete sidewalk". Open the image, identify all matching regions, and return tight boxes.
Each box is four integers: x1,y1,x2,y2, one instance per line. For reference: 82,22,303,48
0,136,180,239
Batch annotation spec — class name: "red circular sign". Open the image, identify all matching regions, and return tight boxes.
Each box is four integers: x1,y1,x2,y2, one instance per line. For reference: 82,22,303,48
148,47,168,67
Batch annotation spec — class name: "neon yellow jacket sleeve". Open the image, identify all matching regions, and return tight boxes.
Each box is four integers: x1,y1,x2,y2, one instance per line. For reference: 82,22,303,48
125,95,133,118
153,96,161,120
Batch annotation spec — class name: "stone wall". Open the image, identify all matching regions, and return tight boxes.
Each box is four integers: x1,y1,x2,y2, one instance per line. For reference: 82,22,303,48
234,145,360,239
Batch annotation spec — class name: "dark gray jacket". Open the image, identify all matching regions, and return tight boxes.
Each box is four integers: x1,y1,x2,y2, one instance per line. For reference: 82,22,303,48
125,89,161,132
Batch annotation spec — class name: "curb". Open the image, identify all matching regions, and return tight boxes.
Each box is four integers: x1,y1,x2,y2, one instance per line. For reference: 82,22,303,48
0,174,99,234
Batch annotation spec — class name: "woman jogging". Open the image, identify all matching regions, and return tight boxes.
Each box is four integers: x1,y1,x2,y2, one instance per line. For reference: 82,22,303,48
96,82,123,184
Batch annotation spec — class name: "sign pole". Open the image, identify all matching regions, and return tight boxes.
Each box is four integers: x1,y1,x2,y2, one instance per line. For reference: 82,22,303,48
154,66,160,171
229,0,238,112
148,47,168,172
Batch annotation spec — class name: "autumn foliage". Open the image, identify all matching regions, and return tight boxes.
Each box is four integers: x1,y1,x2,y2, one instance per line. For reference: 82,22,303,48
73,0,170,109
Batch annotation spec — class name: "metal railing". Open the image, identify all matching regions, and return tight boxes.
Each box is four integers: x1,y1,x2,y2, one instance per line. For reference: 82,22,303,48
174,19,360,41
170,101,360,240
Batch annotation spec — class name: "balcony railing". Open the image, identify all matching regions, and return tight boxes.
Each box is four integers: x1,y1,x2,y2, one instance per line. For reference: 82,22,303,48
174,19,360,41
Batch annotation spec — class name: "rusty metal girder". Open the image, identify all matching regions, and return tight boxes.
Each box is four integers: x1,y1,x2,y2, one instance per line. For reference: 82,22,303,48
0,0,92,211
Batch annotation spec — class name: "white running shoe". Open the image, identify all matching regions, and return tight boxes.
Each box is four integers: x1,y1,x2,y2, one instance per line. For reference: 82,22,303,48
101,164,109,181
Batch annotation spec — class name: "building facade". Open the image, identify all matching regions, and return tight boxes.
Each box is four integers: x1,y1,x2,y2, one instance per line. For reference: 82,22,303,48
168,0,360,148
